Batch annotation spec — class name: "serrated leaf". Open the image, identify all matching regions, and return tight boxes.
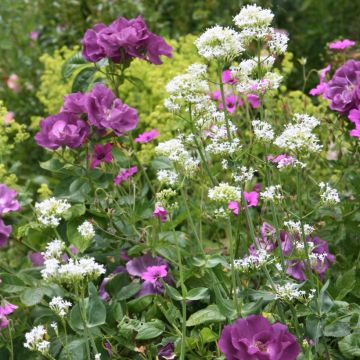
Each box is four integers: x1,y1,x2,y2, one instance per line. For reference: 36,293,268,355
62,52,88,79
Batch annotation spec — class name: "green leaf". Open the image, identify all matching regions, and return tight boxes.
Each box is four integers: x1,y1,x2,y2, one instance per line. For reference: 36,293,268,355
20,287,44,306
324,319,351,337
335,268,356,300
63,204,86,220
59,339,86,360
116,283,141,300
127,295,154,313
87,296,106,328
165,284,183,301
69,303,84,331
71,67,97,92
186,305,226,327
135,320,165,340
66,220,91,253
318,280,333,314
61,51,88,78
186,287,209,301
339,334,360,359
107,273,130,298
199,327,217,344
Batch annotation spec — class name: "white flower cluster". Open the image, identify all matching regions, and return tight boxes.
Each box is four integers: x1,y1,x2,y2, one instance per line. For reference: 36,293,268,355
231,56,275,78
155,188,178,210
41,240,105,286
205,122,241,156
49,296,72,317
208,182,241,203
35,197,71,227
233,5,274,28
164,64,209,112
274,283,316,302
195,25,244,61
319,182,340,205
260,185,283,202
237,72,283,94
77,220,95,240
156,138,199,177
157,169,179,186
232,166,255,183
252,120,275,142
268,31,289,54
310,252,329,265
284,220,315,236
24,325,50,355
274,113,322,154
42,239,65,260
234,249,272,272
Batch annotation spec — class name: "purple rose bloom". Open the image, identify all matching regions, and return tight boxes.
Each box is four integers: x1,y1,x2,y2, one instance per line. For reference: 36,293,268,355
126,254,169,296
0,219,12,247
219,315,300,360
158,342,175,359
325,60,360,113
82,23,107,62
35,112,89,150
86,84,138,136
28,252,45,267
91,143,113,168
0,184,20,215
62,92,88,114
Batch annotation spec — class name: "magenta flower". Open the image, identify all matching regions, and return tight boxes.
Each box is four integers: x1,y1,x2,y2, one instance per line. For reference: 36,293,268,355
114,166,138,185
228,201,239,215
309,64,331,96
247,93,260,108
0,302,18,316
222,70,238,85
62,92,88,114
35,112,89,150
29,31,39,41
6,74,20,93
134,129,160,143
82,16,172,65
91,143,113,168
219,315,300,360
153,206,168,222
267,153,296,167
28,252,45,267
158,343,175,359
324,60,360,113
0,219,12,247
140,265,168,283
0,184,20,215
86,84,138,136
126,254,170,296
244,191,259,207
350,127,360,138
219,95,243,113
348,108,360,138
328,39,356,50
211,90,221,101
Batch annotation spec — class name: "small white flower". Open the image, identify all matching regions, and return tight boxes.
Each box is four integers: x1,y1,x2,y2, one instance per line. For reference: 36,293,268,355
233,5,274,28
49,297,72,317
252,120,275,142
24,325,50,354
284,220,315,236
35,197,71,228
42,239,65,260
274,282,310,302
234,250,272,272
208,183,242,203
232,166,255,183
157,170,179,186
95,354,101,360
319,182,340,205
78,220,95,240
260,185,283,202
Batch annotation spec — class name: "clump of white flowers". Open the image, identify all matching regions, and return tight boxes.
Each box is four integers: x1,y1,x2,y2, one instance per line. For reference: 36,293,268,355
260,185,283,202
233,5,274,28
234,249,272,272
49,297,72,317
157,169,179,186
252,120,275,142
284,220,315,236
77,220,95,240
35,197,71,227
237,71,283,94
208,183,241,203
274,283,316,303
164,64,209,112
155,138,199,176
319,182,340,205
232,166,255,183
274,113,322,154
42,239,65,260
155,188,178,211
24,325,50,355
195,26,244,61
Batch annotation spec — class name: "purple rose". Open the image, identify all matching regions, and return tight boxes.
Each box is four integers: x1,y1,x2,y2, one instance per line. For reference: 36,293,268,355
219,315,300,360
62,92,88,114
82,23,107,62
158,342,175,359
325,60,360,113
0,219,12,247
28,252,45,267
86,84,138,136
35,112,89,150
0,184,20,215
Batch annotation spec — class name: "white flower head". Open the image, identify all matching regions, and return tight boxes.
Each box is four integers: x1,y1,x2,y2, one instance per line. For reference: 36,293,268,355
35,197,71,228
208,182,242,203
274,282,310,302
252,120,275,142
78,220,95,240
157,169,179,186
49,296,72,317
319,182,340,205
234,249,272,272
234,5,274,28
24,325,50,354
260,185,283,202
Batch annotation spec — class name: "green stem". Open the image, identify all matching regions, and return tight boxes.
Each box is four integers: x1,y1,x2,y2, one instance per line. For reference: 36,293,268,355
8,321,13,360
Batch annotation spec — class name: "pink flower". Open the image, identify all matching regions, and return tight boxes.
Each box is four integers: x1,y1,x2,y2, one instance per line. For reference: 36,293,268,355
228,201,239,215
348,108,360,126
328,39,356,50
6,74,20,93
114,166,138,184
350,127,360,139
219,95,243,113
222,70,237,85
140,265,168,283
29,31,39,41
0,302,18,316
134,128,160,143
3,112,14,124
153,206,167,222
309,64,331,96
244,191,259,207
91,143,113,168
0,316,8,328
211,90,221,101
268,153,295,167
247,94,260,108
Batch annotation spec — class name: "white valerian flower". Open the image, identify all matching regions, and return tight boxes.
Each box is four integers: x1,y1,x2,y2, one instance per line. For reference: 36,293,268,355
164,64,209,111
50,322,58,333
42,239,65,260
274,113,322,154
252,120,275,142
268,31,289,55
41,258,60,280
95,354,101,360
24,325,50,355
195,26,244,61
208,183,241,203
237,72,283,93
319,182,340,205
214,207,227,218
260,185,283,202
234,250,272,272
274,283,310,302
232,166,255,183
238,26,273,44
155,189,178,211
157,169,179,186
35,197,71,227
233,5,274,28
49,297,72,317
284,220,315,236
231,56,275,78
77,220,95,240
205,123,241,156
